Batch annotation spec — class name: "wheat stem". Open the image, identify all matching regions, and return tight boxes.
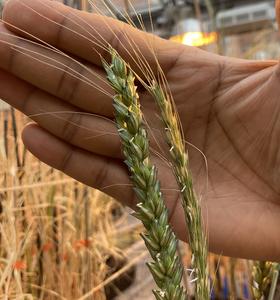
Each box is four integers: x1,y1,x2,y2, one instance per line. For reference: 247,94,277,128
268,266,279,300
150,83,210,300
103,49,186,300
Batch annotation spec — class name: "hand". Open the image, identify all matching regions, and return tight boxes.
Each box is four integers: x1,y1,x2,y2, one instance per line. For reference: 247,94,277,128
1,0,280,261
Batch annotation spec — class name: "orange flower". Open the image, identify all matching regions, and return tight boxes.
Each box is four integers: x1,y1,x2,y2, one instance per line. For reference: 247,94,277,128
13,261,26,270
74,239,91,251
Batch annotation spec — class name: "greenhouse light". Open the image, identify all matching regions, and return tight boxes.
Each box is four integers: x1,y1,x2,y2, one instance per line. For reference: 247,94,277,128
170,31,217,47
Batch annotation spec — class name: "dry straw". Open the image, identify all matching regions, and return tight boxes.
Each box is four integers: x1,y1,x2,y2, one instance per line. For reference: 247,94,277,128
0,110,127,299
103,48,185,300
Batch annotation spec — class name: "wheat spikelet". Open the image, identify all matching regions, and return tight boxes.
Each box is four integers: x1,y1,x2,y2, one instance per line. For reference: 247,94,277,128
103,48,186,300
150,82,209,299
252,261,274,300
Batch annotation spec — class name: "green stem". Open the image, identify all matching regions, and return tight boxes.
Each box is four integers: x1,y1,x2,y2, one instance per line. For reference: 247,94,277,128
268,266,279,300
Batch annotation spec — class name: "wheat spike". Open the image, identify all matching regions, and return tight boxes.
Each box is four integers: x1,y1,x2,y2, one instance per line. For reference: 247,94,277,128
103,48,186,300
252,261,275,300
150,82,210,299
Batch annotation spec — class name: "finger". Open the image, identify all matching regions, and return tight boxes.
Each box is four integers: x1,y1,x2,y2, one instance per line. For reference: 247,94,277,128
22,124,182,227
0,24,114,117
0,68,122,158
276,0,280,30
22,123,135,207
3,0,185,73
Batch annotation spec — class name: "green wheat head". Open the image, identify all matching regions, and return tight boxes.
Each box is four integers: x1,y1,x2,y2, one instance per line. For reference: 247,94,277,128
103,48,186,300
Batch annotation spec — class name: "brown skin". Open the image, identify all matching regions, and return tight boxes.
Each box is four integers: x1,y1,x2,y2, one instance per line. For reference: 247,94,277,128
1,0,280,261
277,0,280,25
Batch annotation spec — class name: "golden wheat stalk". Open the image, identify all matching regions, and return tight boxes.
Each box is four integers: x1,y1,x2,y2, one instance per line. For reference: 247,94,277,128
103,48,186,300
149,82,209,299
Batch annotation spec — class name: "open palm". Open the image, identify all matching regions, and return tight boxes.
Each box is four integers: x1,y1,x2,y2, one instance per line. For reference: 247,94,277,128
1,0,280,261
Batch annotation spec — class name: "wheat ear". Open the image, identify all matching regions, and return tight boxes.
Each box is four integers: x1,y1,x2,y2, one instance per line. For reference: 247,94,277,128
103,49,186,300
252,261,275,300
150,83,210,299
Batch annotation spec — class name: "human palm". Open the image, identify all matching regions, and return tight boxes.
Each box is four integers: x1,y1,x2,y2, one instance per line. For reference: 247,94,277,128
1,0,280,261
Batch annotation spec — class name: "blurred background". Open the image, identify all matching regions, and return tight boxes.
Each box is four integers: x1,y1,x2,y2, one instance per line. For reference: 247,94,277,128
60,0,279,59
0,0,279,299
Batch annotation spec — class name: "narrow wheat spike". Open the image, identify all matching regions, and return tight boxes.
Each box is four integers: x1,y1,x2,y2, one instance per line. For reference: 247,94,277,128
150,82,210,299
252,261,274,300
103,48,186,300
